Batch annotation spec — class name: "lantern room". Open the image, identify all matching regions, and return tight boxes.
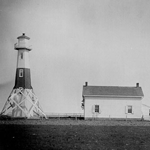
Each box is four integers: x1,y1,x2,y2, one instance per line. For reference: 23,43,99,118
14,33,32,51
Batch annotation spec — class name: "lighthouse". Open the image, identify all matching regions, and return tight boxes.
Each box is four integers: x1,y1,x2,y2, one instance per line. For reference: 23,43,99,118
1,33,47,119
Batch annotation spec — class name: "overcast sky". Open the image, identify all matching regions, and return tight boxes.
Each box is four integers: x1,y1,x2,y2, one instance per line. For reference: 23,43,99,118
0,0,150,113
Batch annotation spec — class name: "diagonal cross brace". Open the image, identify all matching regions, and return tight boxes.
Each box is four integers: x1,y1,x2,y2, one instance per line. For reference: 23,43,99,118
27,89,47,118
18,89,47,119
1,89,16,114
2,90,28,115
10,97,29,118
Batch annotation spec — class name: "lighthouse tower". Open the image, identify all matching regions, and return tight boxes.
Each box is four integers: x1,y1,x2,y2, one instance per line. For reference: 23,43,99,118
1,33,47,119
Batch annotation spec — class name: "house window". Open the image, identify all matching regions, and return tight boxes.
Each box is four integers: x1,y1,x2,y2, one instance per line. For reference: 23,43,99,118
95,105,99,113
127,106,133,114
20,53,23,59
19,69,23,77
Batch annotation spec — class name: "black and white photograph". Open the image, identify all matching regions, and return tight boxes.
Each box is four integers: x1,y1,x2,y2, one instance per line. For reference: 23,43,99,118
0,0,150,149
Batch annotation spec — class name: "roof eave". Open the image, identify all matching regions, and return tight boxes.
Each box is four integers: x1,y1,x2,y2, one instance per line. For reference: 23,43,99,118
83,95,143,98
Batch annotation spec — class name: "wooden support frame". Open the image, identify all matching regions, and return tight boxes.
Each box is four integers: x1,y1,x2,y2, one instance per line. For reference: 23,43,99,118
0,88,47,119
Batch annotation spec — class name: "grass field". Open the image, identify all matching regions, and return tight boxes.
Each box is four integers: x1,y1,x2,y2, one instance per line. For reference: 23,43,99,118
1,119,150,150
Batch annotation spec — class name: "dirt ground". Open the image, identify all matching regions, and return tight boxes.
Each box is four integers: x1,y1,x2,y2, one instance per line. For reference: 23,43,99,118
1,119,150,150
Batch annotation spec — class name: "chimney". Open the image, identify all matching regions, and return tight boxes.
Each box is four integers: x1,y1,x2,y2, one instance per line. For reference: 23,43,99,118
85,82,88,86
136,83,139,87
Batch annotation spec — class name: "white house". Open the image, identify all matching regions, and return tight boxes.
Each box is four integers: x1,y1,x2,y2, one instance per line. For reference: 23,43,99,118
82,82,144,120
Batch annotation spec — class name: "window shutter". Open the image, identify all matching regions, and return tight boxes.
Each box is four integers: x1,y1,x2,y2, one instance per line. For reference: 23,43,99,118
125,106,128,114
132,106,134,114
99,106,101,114
92,105,95,113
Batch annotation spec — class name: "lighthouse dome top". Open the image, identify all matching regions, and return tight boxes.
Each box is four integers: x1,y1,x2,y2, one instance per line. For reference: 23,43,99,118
17,33,30,40
15,33,32,51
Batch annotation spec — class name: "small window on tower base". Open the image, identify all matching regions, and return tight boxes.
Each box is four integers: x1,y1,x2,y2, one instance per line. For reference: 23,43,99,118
19,69,23,77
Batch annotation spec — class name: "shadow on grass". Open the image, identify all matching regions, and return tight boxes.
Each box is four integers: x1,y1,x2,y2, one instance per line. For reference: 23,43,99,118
1,124,150,150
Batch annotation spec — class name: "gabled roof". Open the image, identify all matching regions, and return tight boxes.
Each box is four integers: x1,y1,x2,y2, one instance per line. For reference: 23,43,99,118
82,86,144,97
